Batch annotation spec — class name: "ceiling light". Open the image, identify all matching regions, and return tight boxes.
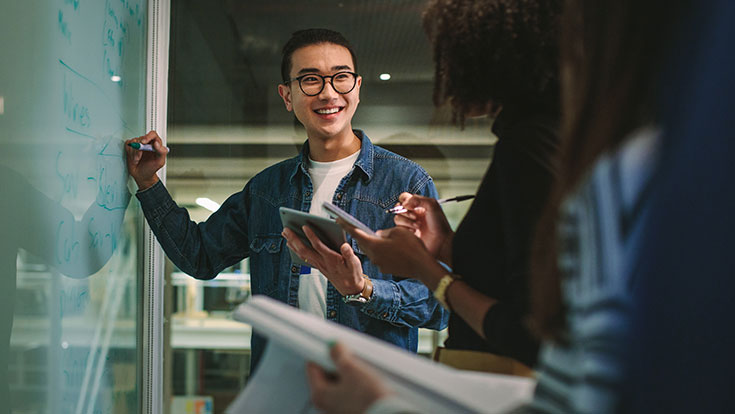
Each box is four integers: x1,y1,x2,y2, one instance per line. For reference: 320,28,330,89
196,197,221,212
379,73,391,81
0,96,4,115
111,75,122,82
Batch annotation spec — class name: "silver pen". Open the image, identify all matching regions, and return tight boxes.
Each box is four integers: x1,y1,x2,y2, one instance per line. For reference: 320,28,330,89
386,194,476,214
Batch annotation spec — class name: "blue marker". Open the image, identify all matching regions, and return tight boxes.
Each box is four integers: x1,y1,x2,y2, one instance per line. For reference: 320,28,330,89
128,142,170,153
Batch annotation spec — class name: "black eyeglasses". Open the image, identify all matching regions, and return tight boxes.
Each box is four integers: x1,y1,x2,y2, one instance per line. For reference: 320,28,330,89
284,71,358,96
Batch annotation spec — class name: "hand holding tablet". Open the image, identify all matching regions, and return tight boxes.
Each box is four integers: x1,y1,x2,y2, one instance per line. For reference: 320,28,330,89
279,207,346,266
279,204,378,266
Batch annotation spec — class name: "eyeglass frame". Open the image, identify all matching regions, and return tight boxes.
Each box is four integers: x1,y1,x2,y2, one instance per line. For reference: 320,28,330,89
283,71,359,96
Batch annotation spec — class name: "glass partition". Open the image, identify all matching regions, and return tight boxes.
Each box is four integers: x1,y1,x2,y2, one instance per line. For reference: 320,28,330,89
1,1,147,412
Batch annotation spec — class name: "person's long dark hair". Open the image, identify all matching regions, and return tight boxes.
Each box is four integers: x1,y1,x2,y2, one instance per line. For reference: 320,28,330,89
529,0,690,338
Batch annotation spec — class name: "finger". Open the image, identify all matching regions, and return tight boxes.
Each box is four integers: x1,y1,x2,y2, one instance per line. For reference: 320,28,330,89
282,230,316,260
339,242,365,272
330,342,350,365
396,208,419,219
397,192,414,204
124,140,135,160
132,148,143,164
140,130,159,144
385,226,416,238
339,242,358,264
306,362,328,389
393,223,418,233
393,212,420,227
403,194,432,210
281,227,298,243
375,228,408,245
285,239,316,264
330,343,364,379
283,228,310,251
376,228,403,240
151,137,169,156
305,362,329,408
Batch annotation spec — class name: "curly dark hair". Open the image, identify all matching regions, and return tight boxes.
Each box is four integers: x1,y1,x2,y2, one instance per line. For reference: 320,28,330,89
423,0,562,124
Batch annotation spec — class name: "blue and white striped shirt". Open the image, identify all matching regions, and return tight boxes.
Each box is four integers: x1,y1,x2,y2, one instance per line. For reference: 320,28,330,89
526,127,660,413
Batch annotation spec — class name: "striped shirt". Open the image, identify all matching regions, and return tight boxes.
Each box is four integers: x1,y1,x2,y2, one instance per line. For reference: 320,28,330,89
524,127,660,413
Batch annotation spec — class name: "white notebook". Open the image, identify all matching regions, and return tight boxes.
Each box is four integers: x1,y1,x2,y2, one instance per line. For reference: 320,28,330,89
226,295,535,414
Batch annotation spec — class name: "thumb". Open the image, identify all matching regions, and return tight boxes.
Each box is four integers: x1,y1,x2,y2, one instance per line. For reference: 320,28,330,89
340,243,357,261
330,343,354,372
152,138,169,156
398,192,413,204
305,362,329,391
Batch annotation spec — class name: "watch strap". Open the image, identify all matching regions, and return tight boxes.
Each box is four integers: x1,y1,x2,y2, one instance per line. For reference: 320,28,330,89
342,275,373,304
433,274,459,310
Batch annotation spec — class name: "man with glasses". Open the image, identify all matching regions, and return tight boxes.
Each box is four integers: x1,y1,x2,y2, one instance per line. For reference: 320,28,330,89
125,28,448,371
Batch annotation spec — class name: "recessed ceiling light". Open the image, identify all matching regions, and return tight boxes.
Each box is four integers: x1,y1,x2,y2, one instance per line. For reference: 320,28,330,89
111,75,122,82
196,197,221,212
379,73,391,81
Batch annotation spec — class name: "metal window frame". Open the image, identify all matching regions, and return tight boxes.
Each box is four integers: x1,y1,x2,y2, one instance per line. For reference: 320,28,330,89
140,0,170,413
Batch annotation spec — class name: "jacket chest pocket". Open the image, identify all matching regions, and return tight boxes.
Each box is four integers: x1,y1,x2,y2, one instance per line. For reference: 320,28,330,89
249,234,285,295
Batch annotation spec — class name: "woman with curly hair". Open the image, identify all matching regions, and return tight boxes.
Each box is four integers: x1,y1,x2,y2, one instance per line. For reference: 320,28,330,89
342,0,562,370
305,0,562,410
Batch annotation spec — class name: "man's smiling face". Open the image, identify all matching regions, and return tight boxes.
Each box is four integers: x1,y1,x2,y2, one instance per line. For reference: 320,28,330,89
278,43,362,142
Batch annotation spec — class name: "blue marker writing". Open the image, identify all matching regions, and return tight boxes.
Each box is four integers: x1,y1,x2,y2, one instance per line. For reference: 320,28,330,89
128,142,170,153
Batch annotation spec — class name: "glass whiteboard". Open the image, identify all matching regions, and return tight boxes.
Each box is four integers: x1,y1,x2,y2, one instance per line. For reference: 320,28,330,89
0,0,147,412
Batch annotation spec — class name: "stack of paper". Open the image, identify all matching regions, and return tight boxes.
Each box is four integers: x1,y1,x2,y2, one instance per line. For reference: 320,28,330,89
226,295,536,414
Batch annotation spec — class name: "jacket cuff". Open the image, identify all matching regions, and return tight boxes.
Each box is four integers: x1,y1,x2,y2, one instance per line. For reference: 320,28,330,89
359,278,400,322
135,180,177,226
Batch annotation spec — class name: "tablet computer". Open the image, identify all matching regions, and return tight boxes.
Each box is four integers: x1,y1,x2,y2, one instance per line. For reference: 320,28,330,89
279,207,346,266
322,202,377,236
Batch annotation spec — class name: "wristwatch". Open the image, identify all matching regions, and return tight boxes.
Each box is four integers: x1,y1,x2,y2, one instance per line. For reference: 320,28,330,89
433,273,460,310
342,275,373,304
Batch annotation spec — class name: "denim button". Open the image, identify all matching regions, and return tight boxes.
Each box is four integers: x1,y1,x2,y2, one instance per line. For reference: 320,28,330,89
291,265,299,273
305,191,311,197
335,193,342,200
382,312,389,318
329,310,337,318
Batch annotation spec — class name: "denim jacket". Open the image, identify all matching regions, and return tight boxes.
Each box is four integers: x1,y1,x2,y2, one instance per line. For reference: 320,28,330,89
137,130,449,369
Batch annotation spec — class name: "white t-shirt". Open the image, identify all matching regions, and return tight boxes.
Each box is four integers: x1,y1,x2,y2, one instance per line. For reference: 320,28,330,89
298,150,360,318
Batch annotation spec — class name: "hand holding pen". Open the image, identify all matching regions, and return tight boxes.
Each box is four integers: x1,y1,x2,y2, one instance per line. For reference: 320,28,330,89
124,130,169,191
390,192,472,262
386,194,475,214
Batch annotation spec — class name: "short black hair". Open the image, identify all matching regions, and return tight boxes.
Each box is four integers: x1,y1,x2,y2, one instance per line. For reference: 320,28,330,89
280,28,358,83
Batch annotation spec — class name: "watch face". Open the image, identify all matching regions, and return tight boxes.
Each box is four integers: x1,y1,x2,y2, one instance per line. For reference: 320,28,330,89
342,294,368,304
